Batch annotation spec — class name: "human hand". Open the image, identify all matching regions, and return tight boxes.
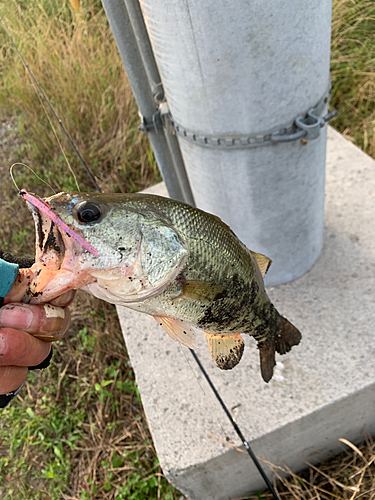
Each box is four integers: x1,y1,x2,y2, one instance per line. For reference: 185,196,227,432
0,287,75,407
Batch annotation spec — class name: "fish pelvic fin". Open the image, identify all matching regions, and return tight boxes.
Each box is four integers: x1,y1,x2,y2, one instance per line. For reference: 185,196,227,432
275,316,302,355
205,333,244,370
258,342,276,383
153,315,198,350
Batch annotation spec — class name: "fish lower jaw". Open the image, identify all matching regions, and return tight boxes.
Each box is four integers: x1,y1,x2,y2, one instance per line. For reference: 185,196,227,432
25,265,93,304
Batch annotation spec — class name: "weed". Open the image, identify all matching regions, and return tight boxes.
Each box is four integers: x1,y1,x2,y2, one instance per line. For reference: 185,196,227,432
0,292,180,499
330,0,375,157
0,0,158,198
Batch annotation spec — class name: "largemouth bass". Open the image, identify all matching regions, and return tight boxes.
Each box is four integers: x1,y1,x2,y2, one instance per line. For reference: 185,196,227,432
23,192,301,382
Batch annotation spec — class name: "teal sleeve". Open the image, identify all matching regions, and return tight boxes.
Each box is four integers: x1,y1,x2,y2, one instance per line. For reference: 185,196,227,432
0,258,19,298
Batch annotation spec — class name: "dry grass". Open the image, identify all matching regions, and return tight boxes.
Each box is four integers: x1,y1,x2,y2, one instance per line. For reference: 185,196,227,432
330,0,375,157
249,436,375,500
0,0,159,195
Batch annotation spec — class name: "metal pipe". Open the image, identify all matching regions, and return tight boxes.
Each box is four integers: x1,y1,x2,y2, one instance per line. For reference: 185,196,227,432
138,0,332,285
122,0,163,102
100,0,194,204
161,113,195,206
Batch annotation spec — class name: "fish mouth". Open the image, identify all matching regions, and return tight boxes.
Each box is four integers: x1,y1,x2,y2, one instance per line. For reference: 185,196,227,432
23,195,91,303
30,202,66,269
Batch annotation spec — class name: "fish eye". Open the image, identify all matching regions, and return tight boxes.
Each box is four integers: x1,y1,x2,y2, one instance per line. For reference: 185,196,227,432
76,202,102,224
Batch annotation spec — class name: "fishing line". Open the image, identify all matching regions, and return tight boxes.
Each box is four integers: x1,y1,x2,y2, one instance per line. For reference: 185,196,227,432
2,15,280,500
28,79,80,192
190,350,280,499
0,17,99,193
179,345,206,396
10,163,57,194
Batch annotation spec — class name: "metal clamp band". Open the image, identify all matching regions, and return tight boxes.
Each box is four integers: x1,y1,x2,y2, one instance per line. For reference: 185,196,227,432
140,83,337,148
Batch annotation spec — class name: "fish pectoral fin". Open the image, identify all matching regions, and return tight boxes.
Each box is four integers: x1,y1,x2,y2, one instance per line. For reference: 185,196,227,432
205,333,244,370
153,315,198,350
173,280,225,303
275,316,302,355
258,342,276,383
249,251,272,278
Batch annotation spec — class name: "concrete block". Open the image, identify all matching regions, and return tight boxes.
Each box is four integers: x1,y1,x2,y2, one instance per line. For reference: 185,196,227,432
116,126,375,500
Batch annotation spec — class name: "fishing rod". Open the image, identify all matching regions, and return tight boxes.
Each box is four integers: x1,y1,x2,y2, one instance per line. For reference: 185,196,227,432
1,17,281,500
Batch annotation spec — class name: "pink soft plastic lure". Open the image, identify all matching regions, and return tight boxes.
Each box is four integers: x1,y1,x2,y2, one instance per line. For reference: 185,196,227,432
20,190,99,256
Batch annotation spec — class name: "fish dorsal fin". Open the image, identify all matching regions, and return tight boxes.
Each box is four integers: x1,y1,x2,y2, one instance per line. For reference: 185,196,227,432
204,333,244,370
153,315,198,349
250,251,272,278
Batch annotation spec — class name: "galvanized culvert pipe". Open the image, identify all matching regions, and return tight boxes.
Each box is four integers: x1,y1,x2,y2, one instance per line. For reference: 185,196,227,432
136,0,333,286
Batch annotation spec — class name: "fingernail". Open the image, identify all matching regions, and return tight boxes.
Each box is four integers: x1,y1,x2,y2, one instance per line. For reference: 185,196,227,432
43,304,65,319
0,304,34,330
0,333,5,355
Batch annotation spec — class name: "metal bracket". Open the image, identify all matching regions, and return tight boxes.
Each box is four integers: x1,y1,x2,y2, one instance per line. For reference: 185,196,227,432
296,111,324,141
138,102,174,136
139,84,337,147
138,108,163,133
272,109,337,143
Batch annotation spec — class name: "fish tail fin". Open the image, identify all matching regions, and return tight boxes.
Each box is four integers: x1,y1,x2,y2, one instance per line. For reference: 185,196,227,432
258,342,276,383
257,317,301,383
275,316,302,355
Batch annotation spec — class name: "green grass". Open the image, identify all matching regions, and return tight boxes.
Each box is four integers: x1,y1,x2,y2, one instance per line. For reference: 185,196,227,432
0,386,84,499
0,294,179,500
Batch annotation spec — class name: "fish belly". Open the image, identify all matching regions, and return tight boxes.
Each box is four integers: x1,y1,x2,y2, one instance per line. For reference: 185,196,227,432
122,271,279,342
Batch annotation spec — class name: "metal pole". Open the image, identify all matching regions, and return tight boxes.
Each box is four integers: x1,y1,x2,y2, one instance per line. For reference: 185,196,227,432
122,0,163,102
100,0,194,205
138,0,332,286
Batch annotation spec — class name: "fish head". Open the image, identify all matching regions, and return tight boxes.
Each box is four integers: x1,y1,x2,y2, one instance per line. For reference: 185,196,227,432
25,192,189,304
